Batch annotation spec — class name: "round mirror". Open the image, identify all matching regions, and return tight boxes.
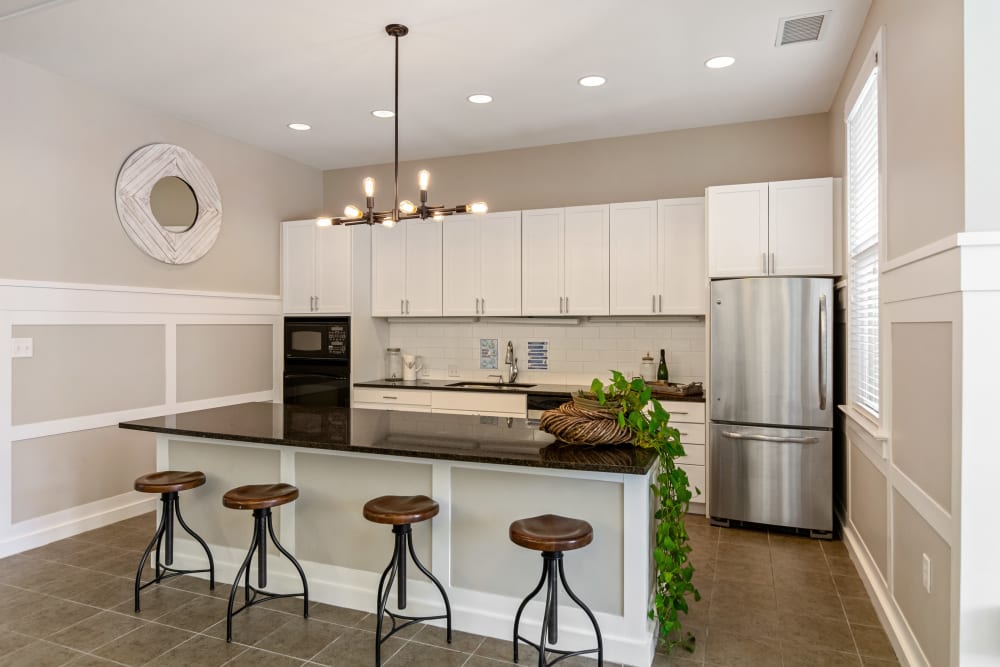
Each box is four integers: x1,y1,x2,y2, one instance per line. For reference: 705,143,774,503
149,176,199,232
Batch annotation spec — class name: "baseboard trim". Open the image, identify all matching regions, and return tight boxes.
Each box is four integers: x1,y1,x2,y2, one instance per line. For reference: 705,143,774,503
0,492,156,558
842,521,929,667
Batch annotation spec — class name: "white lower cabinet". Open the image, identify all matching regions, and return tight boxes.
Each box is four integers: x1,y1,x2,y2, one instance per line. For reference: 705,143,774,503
353,388,433,412
661,400,707,509
353,387,527,418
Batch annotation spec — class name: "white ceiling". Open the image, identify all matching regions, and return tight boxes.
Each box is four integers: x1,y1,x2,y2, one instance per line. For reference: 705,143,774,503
0,0,870,170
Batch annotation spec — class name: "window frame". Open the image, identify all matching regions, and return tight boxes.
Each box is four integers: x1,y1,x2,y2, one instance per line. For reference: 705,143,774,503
843,28,887,429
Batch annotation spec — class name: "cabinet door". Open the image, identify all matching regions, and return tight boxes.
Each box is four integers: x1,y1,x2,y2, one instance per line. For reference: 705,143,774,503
281,220,317,314
442,215,480,316
658,198,706,314
610,201,658,315
404,219,442,316
768,178,834,276
521,208,564,315
479,211,522,316
706,183,769,278
315,224,352,313
371,223,407,316
564,204,610,315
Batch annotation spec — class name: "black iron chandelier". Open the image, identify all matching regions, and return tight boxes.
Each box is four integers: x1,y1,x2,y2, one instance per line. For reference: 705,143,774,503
319,23,487,228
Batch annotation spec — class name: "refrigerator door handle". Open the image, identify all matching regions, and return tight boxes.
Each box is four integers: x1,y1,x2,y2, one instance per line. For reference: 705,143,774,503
819,294,828,411
721,431,820,444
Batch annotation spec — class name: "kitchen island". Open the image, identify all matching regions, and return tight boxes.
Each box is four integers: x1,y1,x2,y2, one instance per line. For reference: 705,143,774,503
120,403,659,666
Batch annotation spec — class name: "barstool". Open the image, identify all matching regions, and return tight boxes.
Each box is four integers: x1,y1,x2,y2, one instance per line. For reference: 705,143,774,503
510,514,603,666
363,495,452,665
223,483,309,642
133,470,215,612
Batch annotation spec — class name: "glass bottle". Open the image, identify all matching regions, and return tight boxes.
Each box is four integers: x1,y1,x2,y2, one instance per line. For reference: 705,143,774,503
657,349,669,383
385,348,403,380
640,352,656,381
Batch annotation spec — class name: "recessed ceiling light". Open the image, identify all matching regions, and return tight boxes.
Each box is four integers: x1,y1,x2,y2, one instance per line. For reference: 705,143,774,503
705,56,736,69
287,123,311,131
578,75,607,87
467,94,493,104
371,109,395,118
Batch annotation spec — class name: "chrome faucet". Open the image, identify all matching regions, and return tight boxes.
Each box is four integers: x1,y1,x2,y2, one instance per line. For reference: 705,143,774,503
505,340,518,384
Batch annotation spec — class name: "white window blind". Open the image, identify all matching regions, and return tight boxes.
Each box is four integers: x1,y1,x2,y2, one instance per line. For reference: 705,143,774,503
847,67,880,418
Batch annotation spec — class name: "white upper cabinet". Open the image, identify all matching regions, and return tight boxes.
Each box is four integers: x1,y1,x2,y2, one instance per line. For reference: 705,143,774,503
443,211,521,316
372,220,442,316
609,198,705,315
707,177,834,278
658,197,706,314
282,220,351,314
522,206,609,316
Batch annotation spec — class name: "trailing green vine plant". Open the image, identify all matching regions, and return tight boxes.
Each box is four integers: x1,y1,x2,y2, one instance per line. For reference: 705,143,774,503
589,371,700,652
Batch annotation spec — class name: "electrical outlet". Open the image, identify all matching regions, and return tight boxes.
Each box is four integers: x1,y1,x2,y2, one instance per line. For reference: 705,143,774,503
10,338,32,358
922,553,932,593
447,365,459,377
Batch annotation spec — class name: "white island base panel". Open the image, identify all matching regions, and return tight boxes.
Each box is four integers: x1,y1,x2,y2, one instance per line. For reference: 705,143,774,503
157,435,658,666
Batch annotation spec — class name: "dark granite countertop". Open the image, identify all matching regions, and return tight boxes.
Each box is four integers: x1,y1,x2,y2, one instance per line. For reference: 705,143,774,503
354,379,706,402
119,402,657,475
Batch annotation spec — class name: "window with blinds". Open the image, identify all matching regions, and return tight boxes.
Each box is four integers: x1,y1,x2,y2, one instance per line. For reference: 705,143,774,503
847,66,880,418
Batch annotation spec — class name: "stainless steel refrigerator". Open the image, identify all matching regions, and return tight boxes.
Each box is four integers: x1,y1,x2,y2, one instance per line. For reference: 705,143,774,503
709,277,833,535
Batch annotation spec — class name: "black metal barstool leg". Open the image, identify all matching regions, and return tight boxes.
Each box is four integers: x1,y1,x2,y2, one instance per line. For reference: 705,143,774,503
558,558,604,666
513,561,548,663
375,540,400,667
163,493,175,566
545,553,559,645
255,509,268,589
227,519,260,642
134,505,169,612
538,569,553,667
173,495,215,589
395,527,407,610
265,510,309,616
405,529,452,642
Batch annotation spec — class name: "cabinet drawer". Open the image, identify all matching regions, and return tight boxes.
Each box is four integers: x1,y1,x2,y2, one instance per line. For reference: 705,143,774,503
679,464,706,504
431,391,527,417
354,388,432,406
677,444,705,466
675,422,705,445
659,401,705,423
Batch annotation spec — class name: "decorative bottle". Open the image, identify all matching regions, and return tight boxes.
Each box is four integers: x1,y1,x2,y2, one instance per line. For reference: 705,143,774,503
657,349,669,383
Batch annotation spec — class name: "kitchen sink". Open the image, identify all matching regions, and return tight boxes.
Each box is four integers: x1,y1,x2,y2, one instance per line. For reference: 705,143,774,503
446,381,536,390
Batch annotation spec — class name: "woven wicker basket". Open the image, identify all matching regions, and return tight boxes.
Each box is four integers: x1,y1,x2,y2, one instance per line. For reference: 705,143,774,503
538,402,632,446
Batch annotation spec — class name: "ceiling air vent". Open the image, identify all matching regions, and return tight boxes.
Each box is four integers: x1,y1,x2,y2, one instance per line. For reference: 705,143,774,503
776,11,830,46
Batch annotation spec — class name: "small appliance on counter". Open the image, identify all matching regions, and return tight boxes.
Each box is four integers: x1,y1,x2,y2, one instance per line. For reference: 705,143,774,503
282,317,350,407
385,347,402,380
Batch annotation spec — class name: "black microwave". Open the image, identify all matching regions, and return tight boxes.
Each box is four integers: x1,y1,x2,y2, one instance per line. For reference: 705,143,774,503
284,317,350,361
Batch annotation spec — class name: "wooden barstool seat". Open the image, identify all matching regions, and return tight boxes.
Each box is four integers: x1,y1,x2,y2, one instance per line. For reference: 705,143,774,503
222,483,299,511
132,470,214,613
134,470,206,494
509,513,603,666
363,494,451,665
363,495,439,525
223,482,308,642
509,514,594,552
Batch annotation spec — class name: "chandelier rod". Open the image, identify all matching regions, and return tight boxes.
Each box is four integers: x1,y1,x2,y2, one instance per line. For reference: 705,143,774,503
393,27,400,223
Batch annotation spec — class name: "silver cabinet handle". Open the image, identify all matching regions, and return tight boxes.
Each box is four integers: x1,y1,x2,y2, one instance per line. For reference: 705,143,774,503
481,298,485,315
762,253,767,274
400,299,404,315
770,252,775,273
659,294,663,313
565,296,569,312
671,411,689,415
559,296,564,313
381,395,397,400
652,295,656,313
475,297,480,314
819,293,828,410
406,299,410,315
722,431,820,444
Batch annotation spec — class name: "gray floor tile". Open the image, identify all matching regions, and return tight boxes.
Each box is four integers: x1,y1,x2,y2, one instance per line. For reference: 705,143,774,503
0,639,82,667
144,634,246,667
93,623,195,666
308,626,405,666
47,611,147,652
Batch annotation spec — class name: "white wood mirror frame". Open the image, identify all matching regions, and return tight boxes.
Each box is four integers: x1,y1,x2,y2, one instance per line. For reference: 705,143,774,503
115,143,222,264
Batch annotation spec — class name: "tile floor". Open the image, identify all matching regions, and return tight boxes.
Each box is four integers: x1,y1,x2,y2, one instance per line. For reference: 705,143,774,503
0,513,900,666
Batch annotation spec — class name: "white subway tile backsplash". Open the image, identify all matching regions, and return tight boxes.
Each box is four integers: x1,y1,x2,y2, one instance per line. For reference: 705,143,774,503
387,318,705,385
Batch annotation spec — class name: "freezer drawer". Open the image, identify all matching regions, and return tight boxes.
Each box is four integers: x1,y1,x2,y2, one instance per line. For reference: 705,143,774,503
709,423,832,532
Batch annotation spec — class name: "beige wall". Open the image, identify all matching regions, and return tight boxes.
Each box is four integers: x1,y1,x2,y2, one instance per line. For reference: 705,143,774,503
176,324,273,402
849,446,888,577
324,114,831,213
828,0,965,260
0,53,322,294
12,426,154,522
12,324,165,425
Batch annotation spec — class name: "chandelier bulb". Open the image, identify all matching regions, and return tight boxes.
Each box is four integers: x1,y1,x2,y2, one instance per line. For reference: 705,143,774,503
418,170,430,191
344,205,362,219
468,202,489,214
363,177,375,198
316,217,333,227
432,213,444,222
382,217,396,228
399,200,416,215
